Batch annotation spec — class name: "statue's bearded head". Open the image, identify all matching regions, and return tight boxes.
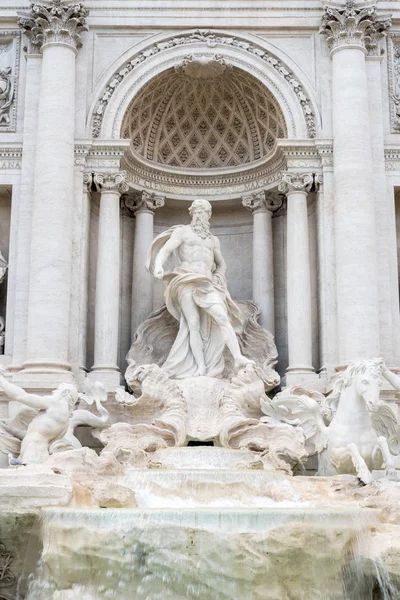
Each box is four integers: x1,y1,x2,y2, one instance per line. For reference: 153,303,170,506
189,199,212,239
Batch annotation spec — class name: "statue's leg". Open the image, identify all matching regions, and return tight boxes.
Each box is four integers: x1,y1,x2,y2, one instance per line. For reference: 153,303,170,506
341,443,372,484
373,436,396,478
180,292,206,376
207,304,253,370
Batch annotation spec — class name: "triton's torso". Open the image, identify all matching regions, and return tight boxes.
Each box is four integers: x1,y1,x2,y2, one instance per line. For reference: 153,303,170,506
177,225,216,275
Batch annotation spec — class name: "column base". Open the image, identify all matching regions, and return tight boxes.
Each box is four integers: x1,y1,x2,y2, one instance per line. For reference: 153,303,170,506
89,367,121,392
14,360,75,390
285,366,317,387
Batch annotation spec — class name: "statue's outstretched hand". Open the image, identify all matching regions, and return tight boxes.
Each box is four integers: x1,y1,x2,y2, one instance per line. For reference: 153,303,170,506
154,266,164,280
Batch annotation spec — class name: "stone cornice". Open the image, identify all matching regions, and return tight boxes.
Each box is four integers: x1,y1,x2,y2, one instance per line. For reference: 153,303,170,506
18,1,89,52
74,139,130,169
320,1,391,54
121,146,286,200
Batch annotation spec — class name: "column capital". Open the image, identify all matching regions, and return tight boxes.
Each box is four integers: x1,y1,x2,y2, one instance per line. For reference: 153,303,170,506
314,173,324,192
279,172,314,195
125,191,165,215
18,1,89,52
83,172,92,193
320,1,391,54
93,171,129,195
242,192,283,214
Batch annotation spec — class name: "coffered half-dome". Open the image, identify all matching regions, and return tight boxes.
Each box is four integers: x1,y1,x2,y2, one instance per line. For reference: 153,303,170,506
121,61,287,171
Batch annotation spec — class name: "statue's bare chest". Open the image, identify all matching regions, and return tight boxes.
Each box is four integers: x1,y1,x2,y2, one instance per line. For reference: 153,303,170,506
181,228,214,250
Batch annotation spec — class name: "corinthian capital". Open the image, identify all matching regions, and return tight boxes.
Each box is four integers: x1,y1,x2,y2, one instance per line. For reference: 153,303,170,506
320,1,391,53
124,191,165,214
93,171,129,194
18,1,89,52
242,192,283,214
279,172,314,195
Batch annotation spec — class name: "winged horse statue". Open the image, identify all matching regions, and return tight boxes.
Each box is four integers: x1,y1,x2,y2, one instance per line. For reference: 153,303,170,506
261,358,400,484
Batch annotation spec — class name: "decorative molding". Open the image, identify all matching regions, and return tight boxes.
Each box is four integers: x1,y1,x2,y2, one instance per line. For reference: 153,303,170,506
0,146,22,169
385,147,400,171
0,33,21,133
279,172,314,194
92,29,316,140
242,191,283,214
18,1,89,52
85,142,130,171
320,1,391,53
388,34,400,133
124,190,165,215
316,143,334,167
175,54,230,80
278,141,324,170
74,143,92,167
93,171,129,194
121,146,286,198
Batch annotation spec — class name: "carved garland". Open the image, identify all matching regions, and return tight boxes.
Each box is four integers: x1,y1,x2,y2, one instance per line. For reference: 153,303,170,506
92,29,316,139
388,34,400,133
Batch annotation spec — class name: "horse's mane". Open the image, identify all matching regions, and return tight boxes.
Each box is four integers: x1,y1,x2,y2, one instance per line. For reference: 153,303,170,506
326,359,383,412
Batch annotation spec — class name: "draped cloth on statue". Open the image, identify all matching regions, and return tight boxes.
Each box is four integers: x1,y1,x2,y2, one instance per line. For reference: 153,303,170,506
146,226,243,379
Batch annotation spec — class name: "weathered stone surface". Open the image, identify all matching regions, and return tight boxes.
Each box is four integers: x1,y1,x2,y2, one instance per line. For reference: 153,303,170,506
0,466,73,511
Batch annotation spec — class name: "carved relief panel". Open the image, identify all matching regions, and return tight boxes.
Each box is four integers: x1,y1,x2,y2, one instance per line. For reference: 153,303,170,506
388,35,400,133
0,33,20,133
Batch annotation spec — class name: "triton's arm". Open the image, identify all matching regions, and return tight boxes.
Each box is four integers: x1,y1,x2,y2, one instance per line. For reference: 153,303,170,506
0,368,51,410
153,227,184,279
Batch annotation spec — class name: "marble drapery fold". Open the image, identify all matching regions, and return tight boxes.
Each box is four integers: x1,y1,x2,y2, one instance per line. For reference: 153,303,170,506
146,226,243,378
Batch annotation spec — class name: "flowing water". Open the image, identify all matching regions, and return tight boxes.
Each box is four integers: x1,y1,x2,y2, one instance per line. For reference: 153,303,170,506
23,506,396,600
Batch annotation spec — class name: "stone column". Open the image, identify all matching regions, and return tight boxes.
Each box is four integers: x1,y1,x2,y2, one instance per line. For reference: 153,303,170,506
242,191,282,333
279,172,315,384
366,45,394,365
68,167,92,384
90,172,128,390
18,2,89,385
314,160,338,382
9,49,41,373
320,1,390,365
126,192,165,338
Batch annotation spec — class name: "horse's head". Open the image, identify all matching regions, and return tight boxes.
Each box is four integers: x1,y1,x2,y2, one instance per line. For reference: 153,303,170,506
328,358,383,412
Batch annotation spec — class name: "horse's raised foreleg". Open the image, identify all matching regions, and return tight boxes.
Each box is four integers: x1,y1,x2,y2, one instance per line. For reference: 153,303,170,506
372,436,397,479
342,443,372,484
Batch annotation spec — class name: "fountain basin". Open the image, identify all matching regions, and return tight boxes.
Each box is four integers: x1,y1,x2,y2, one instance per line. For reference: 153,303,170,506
26,506,379,600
